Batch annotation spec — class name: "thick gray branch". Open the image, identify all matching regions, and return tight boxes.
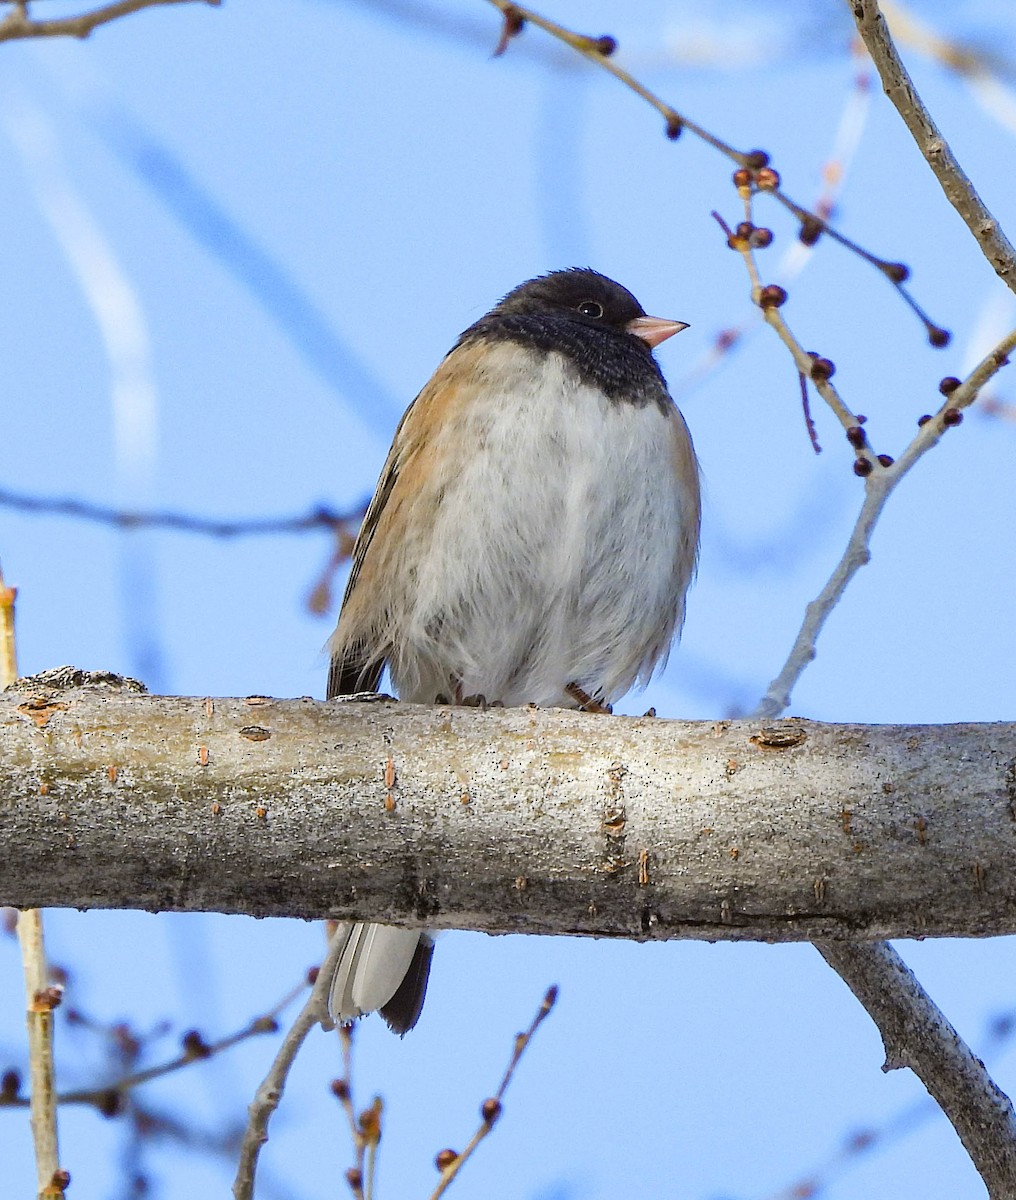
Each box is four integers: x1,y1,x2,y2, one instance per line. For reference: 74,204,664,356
1,671,1015,940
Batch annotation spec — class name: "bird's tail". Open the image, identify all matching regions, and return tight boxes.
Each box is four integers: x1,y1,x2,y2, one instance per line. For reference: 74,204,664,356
328,923,434,1035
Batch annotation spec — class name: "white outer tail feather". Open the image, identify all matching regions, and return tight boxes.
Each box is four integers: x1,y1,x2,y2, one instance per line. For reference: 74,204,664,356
328,922,423,1021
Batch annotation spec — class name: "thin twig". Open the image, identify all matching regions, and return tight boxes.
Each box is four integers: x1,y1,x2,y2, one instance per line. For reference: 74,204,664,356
849,0,1016,292
0,0,217,42
46,976,308,1111
232,933,348,1200
0,487,366,540
483,0,944,335
712,207,868,440
753,322,1016,720
817,941,1016,1198
17,913,62,1199
673,57,874,402
2,564,64,1197
428,985,557,1200
0,561,17,690
332,1024,368,1200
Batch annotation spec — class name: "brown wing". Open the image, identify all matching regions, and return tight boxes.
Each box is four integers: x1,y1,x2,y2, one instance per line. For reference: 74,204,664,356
326,432,403,698
669,403,701,576
326,340,489,698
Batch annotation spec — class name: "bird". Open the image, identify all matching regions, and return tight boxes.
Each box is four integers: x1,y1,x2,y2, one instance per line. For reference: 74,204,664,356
326,267,700,1034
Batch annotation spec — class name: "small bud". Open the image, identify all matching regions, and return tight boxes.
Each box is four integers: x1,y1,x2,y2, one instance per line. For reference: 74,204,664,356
992,1014,1016,1038
593,34,617,56
799,216,823,246
750,227,773,248
744,149,770,169
938,376,961,395
1,1069,21,1099
758,284,787,309
181,1030,211,1059
853,458,874,477
251,1016,279,1035
877,454,894,467
33,986,64,1012
306,966,320,986
359,1098,383,1142
50,1169,71,1190
111,1022,136,1051
808,355,836,381
848,1129,877,1153
331,1079,351,1101
97,1089,124,1118
493,6,525,56
435,1149,459,1171
732,167,752,189
882,261,910,283
735,221,754,240
481,1097,503,1125
928,326,951,348
665,114,682,140
345,1167,363,1190
917,414,932,426
755,166,781,190
846,426,866,448
942,407,963,426
856,413,868,424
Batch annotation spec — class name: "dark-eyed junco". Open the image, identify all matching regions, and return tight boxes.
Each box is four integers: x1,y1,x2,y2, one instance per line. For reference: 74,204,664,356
327,268,700,1033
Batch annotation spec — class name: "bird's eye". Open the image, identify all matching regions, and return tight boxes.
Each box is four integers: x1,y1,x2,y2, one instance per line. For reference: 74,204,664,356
577,301,604,318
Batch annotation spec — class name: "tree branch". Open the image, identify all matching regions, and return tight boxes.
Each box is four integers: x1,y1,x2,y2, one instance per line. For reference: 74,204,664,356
2,670,1015,941
751,316,1016,720
818,939,1016,1197
849,0,1016,291
232,943,341,1200
0,486,366,541
0,0,218,43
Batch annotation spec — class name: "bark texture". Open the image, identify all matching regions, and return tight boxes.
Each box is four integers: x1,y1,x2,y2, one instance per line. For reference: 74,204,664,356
1,669,1015,940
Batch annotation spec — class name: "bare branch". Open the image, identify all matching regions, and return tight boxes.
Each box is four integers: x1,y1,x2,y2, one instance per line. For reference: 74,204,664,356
428,985,557,1199
0,0,217,43
0,563,16,689
849,0,1016,291
0,486,365,541
45,976,308,1112
232,937,345,1200
17,911,63,1199
483,0,945,332
753,322,1016,719
818,940,1016,1199
1,566,64,1197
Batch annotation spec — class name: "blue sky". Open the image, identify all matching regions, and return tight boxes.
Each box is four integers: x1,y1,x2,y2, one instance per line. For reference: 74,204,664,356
1,2,1015,1197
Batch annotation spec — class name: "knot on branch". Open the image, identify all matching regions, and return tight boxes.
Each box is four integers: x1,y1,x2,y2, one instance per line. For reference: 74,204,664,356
6,666,147,697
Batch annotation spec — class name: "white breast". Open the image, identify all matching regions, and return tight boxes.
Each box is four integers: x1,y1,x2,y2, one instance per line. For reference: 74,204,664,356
390,342,698,707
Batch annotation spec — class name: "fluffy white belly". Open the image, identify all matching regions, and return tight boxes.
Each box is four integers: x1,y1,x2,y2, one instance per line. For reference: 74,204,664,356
391,344,696,707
